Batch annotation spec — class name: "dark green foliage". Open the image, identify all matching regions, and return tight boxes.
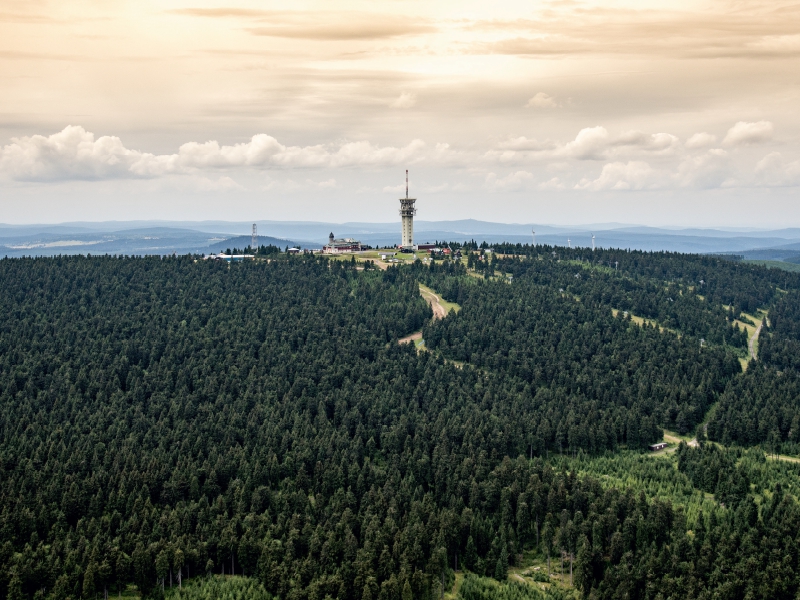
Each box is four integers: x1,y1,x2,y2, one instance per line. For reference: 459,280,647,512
708,367,800,453
423,272,740,442
458,573,566,600
709,291,800,452
676,442,750,507
760,291,800,371
1,251,800,600
166,575,272,600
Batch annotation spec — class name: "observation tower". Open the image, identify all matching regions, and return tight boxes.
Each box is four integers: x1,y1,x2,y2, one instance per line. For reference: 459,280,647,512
399,170,416,250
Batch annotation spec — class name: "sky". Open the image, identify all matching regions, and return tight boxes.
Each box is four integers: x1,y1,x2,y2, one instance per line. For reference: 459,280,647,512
1,0,799,227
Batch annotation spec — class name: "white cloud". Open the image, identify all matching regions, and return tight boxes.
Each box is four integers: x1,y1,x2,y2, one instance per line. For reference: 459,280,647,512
538,177,565,190
560,126,610,160
311,178,338,188
575,161,660,191
754,152,800,186
389,92,417,109
196,176,244,192
614,131,680,154
552,127,679,161
675,149,730,188
496,136,554,151
748,34,800,54
525,92,558,108
685,132,717,149
0,125,138,181
722,121,773,146
0,126,429,181
485,171,534,191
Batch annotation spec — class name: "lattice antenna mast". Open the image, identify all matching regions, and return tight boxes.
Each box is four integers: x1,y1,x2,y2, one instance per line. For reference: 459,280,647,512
406,169,408,199
252,224,257,253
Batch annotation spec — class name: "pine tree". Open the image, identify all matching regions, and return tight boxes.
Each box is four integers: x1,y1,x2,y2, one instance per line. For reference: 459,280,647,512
402,579,413,600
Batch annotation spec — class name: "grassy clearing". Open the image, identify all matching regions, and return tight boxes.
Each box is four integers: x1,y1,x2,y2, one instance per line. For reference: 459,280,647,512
444,570,465,600
419,283,461,314
550,450,718,525
610,308,673,334
768,453,800,465
164,575,272,599
565,258,616,276
511,548,577,592
398,330,422,344
735,308,766,362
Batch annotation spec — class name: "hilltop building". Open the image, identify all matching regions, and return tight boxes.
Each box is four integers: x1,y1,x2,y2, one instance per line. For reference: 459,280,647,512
399,169,416,250
323,233,363,254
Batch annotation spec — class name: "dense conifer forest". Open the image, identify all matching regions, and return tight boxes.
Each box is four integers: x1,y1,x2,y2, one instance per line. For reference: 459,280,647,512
1,249,799,599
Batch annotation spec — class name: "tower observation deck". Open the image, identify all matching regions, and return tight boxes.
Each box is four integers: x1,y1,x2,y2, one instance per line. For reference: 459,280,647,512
399,170,416,249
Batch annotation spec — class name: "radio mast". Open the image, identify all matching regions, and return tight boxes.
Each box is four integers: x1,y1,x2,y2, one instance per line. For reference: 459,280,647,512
398,170,417,249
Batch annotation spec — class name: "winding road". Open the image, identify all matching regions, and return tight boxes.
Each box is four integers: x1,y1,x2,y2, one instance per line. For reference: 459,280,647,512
749,320,763,361
419,285,448,320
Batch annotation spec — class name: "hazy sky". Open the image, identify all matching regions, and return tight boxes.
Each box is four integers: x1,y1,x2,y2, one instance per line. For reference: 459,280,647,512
1,0,799,226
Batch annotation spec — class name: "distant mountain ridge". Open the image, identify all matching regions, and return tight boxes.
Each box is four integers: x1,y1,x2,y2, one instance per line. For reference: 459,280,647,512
0,226,305,258
2,220,800,259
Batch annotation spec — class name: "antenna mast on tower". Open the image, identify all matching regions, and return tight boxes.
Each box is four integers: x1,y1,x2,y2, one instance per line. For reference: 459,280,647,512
398,170,417,250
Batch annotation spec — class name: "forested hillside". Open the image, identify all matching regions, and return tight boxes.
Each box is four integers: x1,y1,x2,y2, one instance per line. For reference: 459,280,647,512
708,289,800,454
1,250,800,600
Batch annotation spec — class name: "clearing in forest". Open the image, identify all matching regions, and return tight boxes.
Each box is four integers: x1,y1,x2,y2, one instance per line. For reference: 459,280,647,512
419,283,460,317
398,285,460,350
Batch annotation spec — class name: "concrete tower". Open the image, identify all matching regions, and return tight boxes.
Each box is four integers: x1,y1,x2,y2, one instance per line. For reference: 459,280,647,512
399,170,416,249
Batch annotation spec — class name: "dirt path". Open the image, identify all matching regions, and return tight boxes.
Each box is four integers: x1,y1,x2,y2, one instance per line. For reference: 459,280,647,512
398,331,422,345
398,286,450,346
749,320,763,360
419,285,447,319
768,453,800,464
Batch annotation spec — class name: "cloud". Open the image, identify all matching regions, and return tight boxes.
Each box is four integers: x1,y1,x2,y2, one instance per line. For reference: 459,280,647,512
196,176,244,192
485,171,534,192
245,18,433,41
171,8,435,40
675,149,731,188
488,127,679,164
525,92,558,108
496,136,553,151
0,126,429,181
0,126,138,181
470,5,800,60
389,92,417,109
167,8,274,18
538,177,565,190
575,161,660,191
722,121,773,146
685,132,717,149
754,152,800,186
613,131,680,154
560,126,611,160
